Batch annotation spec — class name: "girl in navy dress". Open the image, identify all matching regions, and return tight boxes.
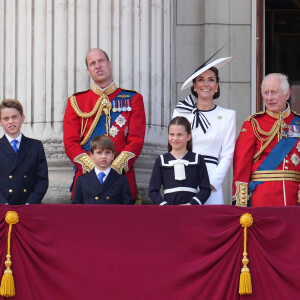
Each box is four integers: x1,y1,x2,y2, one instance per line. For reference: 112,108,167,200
149,116,211,205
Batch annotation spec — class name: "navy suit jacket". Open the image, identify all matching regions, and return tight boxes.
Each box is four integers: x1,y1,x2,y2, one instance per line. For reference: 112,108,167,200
72,168,133,204
0,135,49,205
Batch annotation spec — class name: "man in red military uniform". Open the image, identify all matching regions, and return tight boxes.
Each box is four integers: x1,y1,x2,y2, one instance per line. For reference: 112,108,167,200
63,48,146,202
233,73,300,206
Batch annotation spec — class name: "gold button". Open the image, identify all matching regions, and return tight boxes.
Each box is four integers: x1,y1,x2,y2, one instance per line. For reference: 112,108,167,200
95,197,99,200
285,166,288,170
9,189,12,193
9,175,12,179
285,160,289,164
24,175,27,179
242,186,246,190
106,197,110,200
24,189,27,193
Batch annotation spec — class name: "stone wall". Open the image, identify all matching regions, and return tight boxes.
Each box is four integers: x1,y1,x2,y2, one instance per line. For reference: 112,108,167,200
175,0,253,203
0,0,254,204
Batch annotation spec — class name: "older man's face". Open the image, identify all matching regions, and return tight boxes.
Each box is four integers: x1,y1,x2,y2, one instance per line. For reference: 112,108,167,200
262,76,291,113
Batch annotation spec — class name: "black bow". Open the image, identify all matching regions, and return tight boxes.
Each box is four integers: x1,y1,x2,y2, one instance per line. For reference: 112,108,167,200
175,95,211,133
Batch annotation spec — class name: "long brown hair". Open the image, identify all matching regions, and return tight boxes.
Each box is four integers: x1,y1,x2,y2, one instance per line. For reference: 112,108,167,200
167,116,192,152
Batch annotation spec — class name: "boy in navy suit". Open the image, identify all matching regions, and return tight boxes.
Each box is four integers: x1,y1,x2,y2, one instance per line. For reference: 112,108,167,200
0,99,49,205
72,135,133,204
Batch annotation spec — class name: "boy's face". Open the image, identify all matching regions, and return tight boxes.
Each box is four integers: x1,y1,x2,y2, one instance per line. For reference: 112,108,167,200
0,107,25,139
90,148,114,171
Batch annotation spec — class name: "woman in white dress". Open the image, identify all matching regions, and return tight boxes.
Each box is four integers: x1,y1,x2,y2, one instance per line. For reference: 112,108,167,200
173,57,236,204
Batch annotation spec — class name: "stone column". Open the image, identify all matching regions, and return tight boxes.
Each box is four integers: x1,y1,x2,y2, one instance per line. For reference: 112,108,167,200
0,0,174,203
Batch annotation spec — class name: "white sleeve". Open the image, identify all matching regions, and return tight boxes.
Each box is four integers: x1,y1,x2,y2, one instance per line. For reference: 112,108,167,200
209,110,236,190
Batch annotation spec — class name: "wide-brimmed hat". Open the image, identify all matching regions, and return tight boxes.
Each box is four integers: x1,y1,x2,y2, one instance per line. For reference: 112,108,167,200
181,56,233,91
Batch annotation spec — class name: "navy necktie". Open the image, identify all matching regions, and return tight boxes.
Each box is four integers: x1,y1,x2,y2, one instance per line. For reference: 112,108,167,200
11,140,18,153
98,172,106,184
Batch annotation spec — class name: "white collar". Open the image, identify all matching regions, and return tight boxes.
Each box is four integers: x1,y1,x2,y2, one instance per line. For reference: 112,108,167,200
94,166,111,177
5,133,22,144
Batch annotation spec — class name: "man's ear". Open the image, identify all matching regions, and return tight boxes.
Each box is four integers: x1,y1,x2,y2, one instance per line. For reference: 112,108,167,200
285,89,291,101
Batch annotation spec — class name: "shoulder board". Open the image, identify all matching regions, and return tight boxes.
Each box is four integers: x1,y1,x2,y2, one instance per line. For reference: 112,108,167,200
119,87,138,94
292,110,300,117
245,111,265,121
72,89,90,97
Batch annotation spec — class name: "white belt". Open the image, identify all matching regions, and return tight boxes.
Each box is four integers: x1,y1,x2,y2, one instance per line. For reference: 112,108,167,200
164,187,197,194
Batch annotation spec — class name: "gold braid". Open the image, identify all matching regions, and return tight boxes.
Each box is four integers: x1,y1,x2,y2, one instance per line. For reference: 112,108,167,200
70,95,103,118
251,118,284,163
70,94,112,146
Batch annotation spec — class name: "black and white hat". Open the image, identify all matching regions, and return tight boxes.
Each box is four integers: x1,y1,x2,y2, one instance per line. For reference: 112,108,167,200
181,56,233,91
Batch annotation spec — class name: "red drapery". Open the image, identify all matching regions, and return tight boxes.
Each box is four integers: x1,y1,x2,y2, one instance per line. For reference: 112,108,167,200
0,205,299,300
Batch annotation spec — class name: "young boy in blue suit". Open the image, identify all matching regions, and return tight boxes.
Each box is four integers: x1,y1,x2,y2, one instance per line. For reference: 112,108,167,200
72,135,133,204
0,99,49,205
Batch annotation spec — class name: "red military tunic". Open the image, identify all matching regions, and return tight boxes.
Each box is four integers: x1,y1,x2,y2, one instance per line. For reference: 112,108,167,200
63,81,146,200
232,105,300,206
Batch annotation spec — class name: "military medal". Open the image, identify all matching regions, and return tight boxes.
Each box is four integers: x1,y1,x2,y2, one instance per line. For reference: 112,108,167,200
116,115,126,128
112,100,117,112
287,125,300,138
109,125,119,137
124,126,129,136
291,153,300,166
127,99,132,111
117,100,122,112
122,100,127,112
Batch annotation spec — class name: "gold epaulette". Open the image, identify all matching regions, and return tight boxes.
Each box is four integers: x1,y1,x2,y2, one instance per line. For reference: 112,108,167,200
73,153,95,174
292,110,300,117
119,87,138,94
111,151,136,174
245,111,265,122
72,89,90,97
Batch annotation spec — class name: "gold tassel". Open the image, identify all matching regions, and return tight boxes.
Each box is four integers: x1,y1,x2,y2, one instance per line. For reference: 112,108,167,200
0,211,19,297
239,213,253,295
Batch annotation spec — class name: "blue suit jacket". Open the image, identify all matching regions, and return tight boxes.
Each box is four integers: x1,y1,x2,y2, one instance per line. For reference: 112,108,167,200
0,135,49,205
72,168,133,205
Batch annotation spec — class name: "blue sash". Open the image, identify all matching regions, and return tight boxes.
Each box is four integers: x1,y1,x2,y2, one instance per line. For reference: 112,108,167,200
82,90,136,151
248,115,300,204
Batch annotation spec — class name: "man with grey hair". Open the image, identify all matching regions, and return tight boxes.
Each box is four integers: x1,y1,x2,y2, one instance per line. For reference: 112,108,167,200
232,73,300,206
